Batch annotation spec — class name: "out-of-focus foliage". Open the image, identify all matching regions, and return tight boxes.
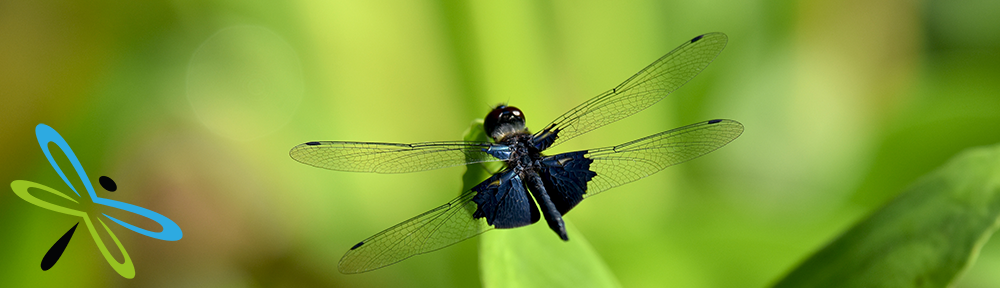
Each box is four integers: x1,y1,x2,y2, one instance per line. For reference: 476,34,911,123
774,144,1000,288
1,0,999,287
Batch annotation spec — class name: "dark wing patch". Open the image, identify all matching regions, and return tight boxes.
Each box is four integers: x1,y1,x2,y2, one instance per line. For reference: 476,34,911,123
530,33,728,150
531,126,560,150
539,151,597,215
290,141,502,173
472,171,540,228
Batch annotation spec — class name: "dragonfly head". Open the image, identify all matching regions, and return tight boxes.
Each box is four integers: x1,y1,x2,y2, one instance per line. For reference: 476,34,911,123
484,105,526,142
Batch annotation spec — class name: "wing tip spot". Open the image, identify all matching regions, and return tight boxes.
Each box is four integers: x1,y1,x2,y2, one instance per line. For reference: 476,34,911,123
691,34,705,43
707,119,722,124
350,241,364,250
305,141,321,146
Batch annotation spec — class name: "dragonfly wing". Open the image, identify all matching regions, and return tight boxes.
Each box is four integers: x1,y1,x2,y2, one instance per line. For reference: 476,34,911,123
582,119,743,198
289,141,503,173
338,190,492,273
471,171,541,228
538,151,596,215
532,33,728,150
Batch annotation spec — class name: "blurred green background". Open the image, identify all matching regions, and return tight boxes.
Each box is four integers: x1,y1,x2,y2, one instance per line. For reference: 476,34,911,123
2,0,999,287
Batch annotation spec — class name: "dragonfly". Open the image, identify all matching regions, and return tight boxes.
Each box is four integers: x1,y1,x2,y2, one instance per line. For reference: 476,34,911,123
290,32,743,273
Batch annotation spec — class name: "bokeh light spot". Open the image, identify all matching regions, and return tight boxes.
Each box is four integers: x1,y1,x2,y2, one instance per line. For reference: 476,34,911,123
187,26,304,141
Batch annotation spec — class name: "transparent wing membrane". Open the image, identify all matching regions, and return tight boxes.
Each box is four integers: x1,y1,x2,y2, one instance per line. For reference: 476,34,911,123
337,190,492,273
533,33,728,149
584,119,743,198
289,141,501,174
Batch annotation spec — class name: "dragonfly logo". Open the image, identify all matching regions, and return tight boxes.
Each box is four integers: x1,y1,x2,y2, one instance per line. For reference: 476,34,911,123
10,124,182,279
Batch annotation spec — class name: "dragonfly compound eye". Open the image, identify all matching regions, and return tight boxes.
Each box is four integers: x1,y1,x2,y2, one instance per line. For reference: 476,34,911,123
484,105,526,140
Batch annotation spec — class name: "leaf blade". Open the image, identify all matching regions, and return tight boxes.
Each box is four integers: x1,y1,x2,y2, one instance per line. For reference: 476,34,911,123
773,144,1000,288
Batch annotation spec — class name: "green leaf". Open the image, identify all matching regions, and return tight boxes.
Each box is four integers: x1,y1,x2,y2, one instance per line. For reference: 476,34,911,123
462,120,621,288
773,144,1000,288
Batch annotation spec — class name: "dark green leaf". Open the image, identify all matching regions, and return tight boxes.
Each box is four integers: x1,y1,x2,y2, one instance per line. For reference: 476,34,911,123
774,144,1000,288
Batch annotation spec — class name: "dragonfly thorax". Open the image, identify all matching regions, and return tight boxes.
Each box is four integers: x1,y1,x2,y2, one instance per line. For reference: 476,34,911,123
497,132,541,173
